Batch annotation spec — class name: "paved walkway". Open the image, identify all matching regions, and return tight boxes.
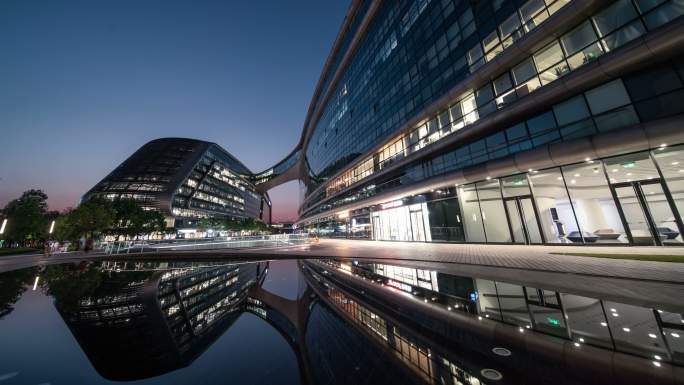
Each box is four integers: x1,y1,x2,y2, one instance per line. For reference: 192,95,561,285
2,240,684,310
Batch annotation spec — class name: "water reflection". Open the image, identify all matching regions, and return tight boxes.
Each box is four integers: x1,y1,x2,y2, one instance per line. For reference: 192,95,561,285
0,257,682,384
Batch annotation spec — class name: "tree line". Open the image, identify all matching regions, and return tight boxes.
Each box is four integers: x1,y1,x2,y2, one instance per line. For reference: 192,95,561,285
0,189,167,247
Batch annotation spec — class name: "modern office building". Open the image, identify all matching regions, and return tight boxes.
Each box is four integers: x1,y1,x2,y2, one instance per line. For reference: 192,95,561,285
83,138,271,228
260,0,684,246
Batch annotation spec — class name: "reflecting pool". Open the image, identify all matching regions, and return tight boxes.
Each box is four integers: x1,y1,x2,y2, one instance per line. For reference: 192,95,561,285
0,257,681,384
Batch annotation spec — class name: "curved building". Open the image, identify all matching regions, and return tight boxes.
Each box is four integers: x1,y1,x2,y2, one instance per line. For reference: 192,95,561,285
268,0,684,246
84,138,271,228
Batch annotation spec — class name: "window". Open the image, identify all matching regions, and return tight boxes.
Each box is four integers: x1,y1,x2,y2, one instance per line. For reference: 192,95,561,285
520,0,548,30
563,162,626,243
459,184,486,242
561,21,598,56
584,79,631,115
561,21,603,69
500,12,522,39
534,42,565,71
493,73,513,96
553,95,590,126
476,179,512,242
529,168,579,243
512,58,537,84
592,0,639,36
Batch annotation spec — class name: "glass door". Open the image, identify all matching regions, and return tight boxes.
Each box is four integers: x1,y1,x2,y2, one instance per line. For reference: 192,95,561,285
506,199,526,244
410,209,426,242
641,181,682,244
613,183,658,245
504,196,543,244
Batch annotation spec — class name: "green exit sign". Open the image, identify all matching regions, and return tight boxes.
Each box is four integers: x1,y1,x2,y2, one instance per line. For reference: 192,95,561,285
547,318,560,326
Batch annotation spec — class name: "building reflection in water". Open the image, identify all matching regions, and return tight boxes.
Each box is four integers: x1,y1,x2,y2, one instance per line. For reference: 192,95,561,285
49,258,683,385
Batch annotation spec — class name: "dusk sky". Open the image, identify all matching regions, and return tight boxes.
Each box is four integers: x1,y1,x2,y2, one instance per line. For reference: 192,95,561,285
0,0,349,222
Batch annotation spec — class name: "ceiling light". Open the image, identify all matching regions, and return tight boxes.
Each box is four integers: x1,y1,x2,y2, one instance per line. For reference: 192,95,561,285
600,322,607,327
649,333,657,339
574,173,580,177
623,327,631,332
653,361,662,367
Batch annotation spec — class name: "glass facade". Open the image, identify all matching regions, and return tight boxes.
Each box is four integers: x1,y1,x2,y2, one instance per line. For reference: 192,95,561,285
85,138,271,227
293,0,684,244
309,146,684,245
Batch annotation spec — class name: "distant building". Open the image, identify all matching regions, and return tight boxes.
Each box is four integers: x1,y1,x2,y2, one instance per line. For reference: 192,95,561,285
271,222,295,234
83,138,271,228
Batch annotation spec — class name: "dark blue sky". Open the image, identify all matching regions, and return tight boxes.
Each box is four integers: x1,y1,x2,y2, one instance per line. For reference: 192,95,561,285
0,0,349,221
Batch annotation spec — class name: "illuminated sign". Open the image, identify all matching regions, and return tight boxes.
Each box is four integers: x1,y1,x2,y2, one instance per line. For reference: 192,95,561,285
387,279,413,293
469,291,479,301
547,317,561,326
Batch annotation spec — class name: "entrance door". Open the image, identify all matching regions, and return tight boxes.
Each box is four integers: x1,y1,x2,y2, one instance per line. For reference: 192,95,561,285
410,209,426,242
613,180,681,245
504,196,543,244
372,215,381,241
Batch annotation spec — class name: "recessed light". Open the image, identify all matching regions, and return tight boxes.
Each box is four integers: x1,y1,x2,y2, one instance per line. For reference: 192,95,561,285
612,169,618,172
571,180,576,184
623,327,631,332
672,161,679,165
653,361,662,367
600,322,607,327
649,333,657,338
573,173,580,177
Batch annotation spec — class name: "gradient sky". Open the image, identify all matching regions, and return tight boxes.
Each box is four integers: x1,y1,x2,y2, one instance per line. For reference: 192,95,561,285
0,0,349,222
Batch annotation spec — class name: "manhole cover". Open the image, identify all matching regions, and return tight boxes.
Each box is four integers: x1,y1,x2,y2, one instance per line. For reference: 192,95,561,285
480,369,503,381
492,347,512,357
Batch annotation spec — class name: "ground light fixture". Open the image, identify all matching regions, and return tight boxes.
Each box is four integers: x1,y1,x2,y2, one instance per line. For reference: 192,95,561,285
49,220,55,234
0,218,6,234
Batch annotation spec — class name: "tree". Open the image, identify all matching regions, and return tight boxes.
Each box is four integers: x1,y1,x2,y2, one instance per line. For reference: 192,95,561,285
109,199,166,239
1,189,49,244
56,197,115,242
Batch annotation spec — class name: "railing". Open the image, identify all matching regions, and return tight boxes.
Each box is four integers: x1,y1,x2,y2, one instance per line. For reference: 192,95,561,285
102,233,312,255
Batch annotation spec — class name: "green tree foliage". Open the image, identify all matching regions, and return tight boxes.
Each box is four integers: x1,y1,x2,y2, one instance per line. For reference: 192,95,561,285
1,189,50,243
55,198,167,242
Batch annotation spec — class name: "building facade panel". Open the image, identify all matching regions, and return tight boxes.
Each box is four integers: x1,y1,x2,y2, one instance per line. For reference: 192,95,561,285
292,0,684,247
84,138,271,228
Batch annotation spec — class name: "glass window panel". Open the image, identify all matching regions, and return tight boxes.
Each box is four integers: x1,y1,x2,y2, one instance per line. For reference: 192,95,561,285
526,111,557,135
561,294,613,349
529,168,579,243
602,20,646,51
561,21,599,56
496,282,532,327
584,79,632,115
623,64,682,102
502,174,531,197
560,119,596,140
553,95,591,126
566,43,603,70
476,179,512,242
467,44,483,65
458,184,486,242
658,310,684,364
500,12,522,38
512,58,537,85
482,30,500,53
449,103,463,121
592,0,639,36
534,42,565,71
520,0,545,23
594,105,640,132
603,152,659,184
475,279,502,320
652,145,684,238
563,162,627,243
505,123,528,142
635,0,666,13
475,84,494,106
493,73,513,96
604,301,669,359
643,0,684,29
